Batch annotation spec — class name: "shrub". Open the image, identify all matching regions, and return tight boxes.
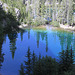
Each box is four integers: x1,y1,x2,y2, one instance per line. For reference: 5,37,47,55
45,20,49,24
31,17,46,26
50,21,59,27
31,21,41,26
64,71,74,75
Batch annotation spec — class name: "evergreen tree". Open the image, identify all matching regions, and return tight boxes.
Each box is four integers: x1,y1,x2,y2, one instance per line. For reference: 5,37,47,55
8,31,17,59
0,33,5,69
58,46,74,74
45,33,48,52
32,51,36,75
19,64,25,75
25,47,32,75
1,0,74,26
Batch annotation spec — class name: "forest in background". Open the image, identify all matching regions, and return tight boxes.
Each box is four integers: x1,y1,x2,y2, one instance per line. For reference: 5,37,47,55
0,0,75,27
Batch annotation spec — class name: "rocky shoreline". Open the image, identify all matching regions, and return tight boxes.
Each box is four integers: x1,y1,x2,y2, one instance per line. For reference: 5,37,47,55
60,24,75,31
18,23,75,32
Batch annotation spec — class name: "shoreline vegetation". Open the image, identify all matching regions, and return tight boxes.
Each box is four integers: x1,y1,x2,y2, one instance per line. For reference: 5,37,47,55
18,23,75,32
0,0,75,32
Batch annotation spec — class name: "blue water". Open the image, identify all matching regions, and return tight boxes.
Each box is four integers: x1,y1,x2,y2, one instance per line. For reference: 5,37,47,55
0,29,75,75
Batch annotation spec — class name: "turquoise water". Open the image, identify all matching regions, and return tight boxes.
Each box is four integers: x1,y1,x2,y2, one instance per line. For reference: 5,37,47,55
0,29,75,75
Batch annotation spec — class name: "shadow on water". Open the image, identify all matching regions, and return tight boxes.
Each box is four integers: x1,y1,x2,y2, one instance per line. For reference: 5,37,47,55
19,46,75,75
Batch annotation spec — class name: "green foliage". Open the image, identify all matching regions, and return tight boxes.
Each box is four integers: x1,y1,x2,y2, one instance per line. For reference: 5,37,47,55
31,21,41,26
50,21,59,27
64,71,74,75
0,6,19,31
1,0,75,26
0,7,6,21
1,0,26,22
31,17,46,26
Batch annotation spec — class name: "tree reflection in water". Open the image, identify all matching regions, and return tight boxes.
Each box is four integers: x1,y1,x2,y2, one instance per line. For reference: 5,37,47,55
0,28,5,70
8,31,17,59
19,46,75,75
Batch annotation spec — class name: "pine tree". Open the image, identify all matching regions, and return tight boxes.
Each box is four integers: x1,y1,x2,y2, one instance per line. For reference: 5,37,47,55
25,47,32,75
8,32,17,59
19,64,25,75
32,51,36,75
58,46,74,74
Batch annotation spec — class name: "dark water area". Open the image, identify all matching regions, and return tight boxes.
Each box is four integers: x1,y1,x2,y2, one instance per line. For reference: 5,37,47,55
0,28,75,75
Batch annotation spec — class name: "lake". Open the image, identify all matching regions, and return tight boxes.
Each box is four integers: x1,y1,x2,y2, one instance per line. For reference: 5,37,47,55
0,28,75,75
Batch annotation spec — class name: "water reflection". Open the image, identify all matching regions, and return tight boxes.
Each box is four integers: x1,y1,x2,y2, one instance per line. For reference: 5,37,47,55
19,46,75,75
20,30,26,41
58,46,74,75
0,29,5,70
36,32,40,48
8,31,18,59
57,31,73,50
0,39,4,70
35,30,48,51
0,28,75,74
45,33,48,52
28,29,30,39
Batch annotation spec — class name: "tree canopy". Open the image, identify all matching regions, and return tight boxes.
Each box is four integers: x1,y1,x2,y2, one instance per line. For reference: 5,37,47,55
1,0,75,26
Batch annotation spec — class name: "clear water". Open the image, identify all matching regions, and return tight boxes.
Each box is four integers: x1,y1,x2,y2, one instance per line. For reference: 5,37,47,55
0,29,75,75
